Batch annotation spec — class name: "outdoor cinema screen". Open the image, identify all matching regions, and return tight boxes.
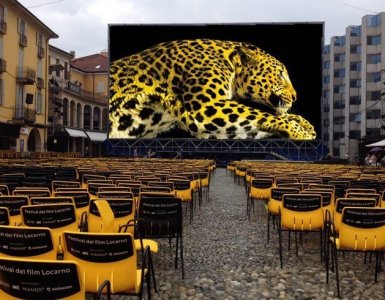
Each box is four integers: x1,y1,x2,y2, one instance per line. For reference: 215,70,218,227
109,23,323,140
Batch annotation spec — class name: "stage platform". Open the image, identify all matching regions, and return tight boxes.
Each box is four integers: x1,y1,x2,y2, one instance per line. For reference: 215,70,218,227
106,138,327,163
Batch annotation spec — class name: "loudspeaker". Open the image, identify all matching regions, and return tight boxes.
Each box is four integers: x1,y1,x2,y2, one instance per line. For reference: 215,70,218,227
26,93,33,105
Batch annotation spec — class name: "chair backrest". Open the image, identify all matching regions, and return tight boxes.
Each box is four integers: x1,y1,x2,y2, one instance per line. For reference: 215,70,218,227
268,187,300,215
97,191,134,199
140,186,172,193
0,225,57,259
138,196,182,237
29,196,75,205
63,231,137,293
54,191,91,220
0,184,9,195
0,195,29,225
13,189,51,198
250,178,274,199
0,257,84,300
21,203,78,248
88,198,135,233
52,180,81,192
339,207,385,250
0,207,10,225
281,194,324,230
345,192,381,205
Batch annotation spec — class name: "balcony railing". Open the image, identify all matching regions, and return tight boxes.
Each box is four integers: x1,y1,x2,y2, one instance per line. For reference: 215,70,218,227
37,77,44,90
13,107,36,125
37,46,45,58
16,66,36,85
66,81,107,104
0,20,7,34
19,33,27,47
0,58,6,73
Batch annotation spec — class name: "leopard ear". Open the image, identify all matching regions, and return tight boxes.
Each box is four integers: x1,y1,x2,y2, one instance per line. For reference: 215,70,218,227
236,43,261,65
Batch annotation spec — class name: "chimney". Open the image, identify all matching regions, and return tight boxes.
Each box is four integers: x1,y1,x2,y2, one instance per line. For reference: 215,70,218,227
100,49,108,57
70,50,75,58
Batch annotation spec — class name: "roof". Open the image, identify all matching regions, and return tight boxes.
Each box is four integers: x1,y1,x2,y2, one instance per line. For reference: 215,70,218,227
71,53,108,73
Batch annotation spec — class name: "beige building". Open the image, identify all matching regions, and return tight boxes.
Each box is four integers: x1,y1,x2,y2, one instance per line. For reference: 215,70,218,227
47,48,108,156
0,0,58,153
322,12,385,159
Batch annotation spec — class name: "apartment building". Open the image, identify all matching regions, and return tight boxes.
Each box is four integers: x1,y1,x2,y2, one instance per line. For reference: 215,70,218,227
322,12,385,159
0,0,57,152
47,48,108,157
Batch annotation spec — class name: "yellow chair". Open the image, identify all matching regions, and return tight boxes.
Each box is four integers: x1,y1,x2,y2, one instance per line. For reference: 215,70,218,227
0,225,57,259
266,187,300,242
29,196,74,205
278,193,325,267
52,180,81,192
21,203,79,254
63,231,152,299
0,195,29,225
0,257,86,300
248,178,274,219
326,207,385,298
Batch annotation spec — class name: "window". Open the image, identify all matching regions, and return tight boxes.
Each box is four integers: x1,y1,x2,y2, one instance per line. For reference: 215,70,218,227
324,119,330,127
333,116,345,124
323,133,329,142
97,82,104,93
323,90,330,98
350,79,361,88
367,72,381,83
333,147,340,156
324,45,330,54
323,60,330,69
367,110,381,119
18,18,26,35
367,35,381,45
333,132,345,140
333,85,345,93
349,113,361,122
369,91,381,100
367,15,381,27
366,128,380,137
55,58,60,77
0,79,3,105
349,130,361,139
367,54,381,64
350,96,361,105
350,45,361,54
350,62,361,71
323,75,330,84
350,26,361,36
333,101,345,109
334,69,345,78
334,53,345,62
36,92,43,114
36,32,43,46
324,105,330,112
334,36,345,46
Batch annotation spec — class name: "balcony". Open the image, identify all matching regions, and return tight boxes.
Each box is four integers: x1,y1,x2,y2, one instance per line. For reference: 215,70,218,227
0,20,6,34
13,107,36,125
37,46,45,58
19,33,27,47
0,58,6,73
37,77,44,90
16,66,36,85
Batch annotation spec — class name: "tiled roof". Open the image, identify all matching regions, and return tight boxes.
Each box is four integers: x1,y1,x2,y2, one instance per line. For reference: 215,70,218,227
71,53,107,73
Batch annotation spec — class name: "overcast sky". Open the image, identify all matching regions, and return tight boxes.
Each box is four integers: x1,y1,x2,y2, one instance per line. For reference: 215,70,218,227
19,0,384,58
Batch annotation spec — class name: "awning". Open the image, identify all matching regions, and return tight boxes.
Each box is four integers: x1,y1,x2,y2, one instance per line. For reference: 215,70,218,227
0,123,21,138
85,131,107,142
366,139,385,147
65,128,87,138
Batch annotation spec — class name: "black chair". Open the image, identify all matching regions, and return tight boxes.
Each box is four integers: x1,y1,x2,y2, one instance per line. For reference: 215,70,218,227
137,195,184,278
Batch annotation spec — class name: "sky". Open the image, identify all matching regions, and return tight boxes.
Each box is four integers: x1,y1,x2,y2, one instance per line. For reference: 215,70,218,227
18,0,384,58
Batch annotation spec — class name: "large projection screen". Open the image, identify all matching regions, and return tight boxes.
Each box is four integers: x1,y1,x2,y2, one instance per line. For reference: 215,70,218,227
109,23,323,140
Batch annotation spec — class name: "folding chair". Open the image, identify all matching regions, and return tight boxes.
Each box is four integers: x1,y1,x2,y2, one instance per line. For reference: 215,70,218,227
0,257,86,300
63,231,152,299
0,195,29,225
278,193,325,267
326,207,385,298
248,178,274,219
29,196,75,205
13,188,51,198
0,225,57,259
52,180,81,192
54,191,91,221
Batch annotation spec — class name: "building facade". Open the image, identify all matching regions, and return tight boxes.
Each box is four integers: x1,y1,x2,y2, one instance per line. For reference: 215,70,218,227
0,0,57,153
322,12,385,159
47,48,108,157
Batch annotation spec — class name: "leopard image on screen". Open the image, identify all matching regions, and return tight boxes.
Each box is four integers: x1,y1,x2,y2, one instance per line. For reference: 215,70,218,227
109,39,316,140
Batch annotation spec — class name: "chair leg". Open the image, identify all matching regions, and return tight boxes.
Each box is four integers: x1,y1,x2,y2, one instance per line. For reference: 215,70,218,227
294,231,298,257
325,238,330,284
267,213,270,243
180,234,185,279
175,236,179,269
288,230,291,251
278,225,283,268
375,252,380,283
147,264,152,300
320,230,323,262
149,252,157,293
333,244,340,298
